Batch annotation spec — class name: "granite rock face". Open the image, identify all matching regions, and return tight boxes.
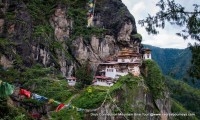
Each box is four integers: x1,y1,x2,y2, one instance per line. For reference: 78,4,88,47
0,0,139,76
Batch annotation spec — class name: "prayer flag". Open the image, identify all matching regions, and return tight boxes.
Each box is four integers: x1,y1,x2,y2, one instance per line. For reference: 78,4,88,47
19,89,31,98
56,104,65,112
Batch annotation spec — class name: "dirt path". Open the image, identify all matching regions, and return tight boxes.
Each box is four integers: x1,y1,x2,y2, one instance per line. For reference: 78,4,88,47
63,94,79,108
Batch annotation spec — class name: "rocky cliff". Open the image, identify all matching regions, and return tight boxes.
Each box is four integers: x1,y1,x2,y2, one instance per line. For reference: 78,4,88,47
0,0,171,120
0,0,140,77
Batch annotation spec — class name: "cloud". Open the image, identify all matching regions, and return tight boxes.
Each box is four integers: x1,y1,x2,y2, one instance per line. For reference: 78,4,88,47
131,2,145,15
122,0,200,49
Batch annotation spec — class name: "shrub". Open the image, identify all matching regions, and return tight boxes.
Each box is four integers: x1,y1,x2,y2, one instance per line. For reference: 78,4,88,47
72,87,106,109
75,61,93,86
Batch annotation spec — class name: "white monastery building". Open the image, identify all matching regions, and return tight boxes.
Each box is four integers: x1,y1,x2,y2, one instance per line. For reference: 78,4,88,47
143,48,152,60
66,77,77,86
93,76,114,87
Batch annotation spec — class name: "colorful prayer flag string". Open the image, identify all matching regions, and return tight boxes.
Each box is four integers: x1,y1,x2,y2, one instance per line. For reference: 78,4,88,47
87,0,96,27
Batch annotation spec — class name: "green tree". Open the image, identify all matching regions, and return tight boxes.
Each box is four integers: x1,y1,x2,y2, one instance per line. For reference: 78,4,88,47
189,44,200,79
75,61,93,87
138,0,200,80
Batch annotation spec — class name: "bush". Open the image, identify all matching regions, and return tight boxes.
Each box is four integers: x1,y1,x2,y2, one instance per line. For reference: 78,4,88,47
75,61,93,86
21,64,52,79
75,82,84,90
72,87,106,109
0,97,33,120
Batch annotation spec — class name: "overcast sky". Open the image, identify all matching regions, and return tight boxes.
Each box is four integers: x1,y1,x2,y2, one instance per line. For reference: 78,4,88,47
122,0,200,49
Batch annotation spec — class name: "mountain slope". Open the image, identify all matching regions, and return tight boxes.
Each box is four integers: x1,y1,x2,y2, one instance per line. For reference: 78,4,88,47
144,45,192,79
165,76,200,119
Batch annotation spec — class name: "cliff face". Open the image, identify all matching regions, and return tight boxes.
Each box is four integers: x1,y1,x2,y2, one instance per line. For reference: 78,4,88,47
0,0,139,77
82,76,171,120
0,0,171,120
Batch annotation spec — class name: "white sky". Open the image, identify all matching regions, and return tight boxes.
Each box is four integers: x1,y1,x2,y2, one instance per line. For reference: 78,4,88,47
122,0,200,49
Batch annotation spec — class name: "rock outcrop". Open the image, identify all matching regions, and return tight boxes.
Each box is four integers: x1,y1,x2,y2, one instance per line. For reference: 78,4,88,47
84,79,171,120
0,0,139,76
0,0,172,120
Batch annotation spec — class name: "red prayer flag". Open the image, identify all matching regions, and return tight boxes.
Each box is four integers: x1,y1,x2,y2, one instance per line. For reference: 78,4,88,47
19,89,31,98
56,104,65,112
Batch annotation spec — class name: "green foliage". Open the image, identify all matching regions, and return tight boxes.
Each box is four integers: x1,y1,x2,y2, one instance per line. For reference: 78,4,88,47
165,76,200,119
120,102,134,113
0,97,33,120
51,108,83,120
110,74,145,95
22,78,73,103
75,61,93,86
0,38,11,48
143,60,165,99
27,0,56,23
171,99,198,120
72,86,106,109
0,38,16,56
66,1,107,42
5,11,16,22
0,67,20,83
188,43,200,80
118,74,143,88
22,98,45,108
131,33,142,40
13,54,23,69
21,64,52,79
33,24,53,38
74,82,84,90
109,74,147,118
109,81,123,93
139,0,200,40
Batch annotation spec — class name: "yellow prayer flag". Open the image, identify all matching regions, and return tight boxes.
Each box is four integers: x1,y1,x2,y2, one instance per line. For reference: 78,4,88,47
48,99,54,104
89,3,94,7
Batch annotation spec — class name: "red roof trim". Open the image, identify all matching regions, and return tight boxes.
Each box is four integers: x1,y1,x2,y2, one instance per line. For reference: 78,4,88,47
66,77,77,80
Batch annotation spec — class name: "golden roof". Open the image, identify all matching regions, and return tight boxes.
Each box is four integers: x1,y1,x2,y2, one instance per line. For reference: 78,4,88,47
118,48,141,57
143,48,152,52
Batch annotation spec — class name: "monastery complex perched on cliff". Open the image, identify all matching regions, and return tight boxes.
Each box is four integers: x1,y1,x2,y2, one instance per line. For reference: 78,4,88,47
66,46,152,87
92,47,152,86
